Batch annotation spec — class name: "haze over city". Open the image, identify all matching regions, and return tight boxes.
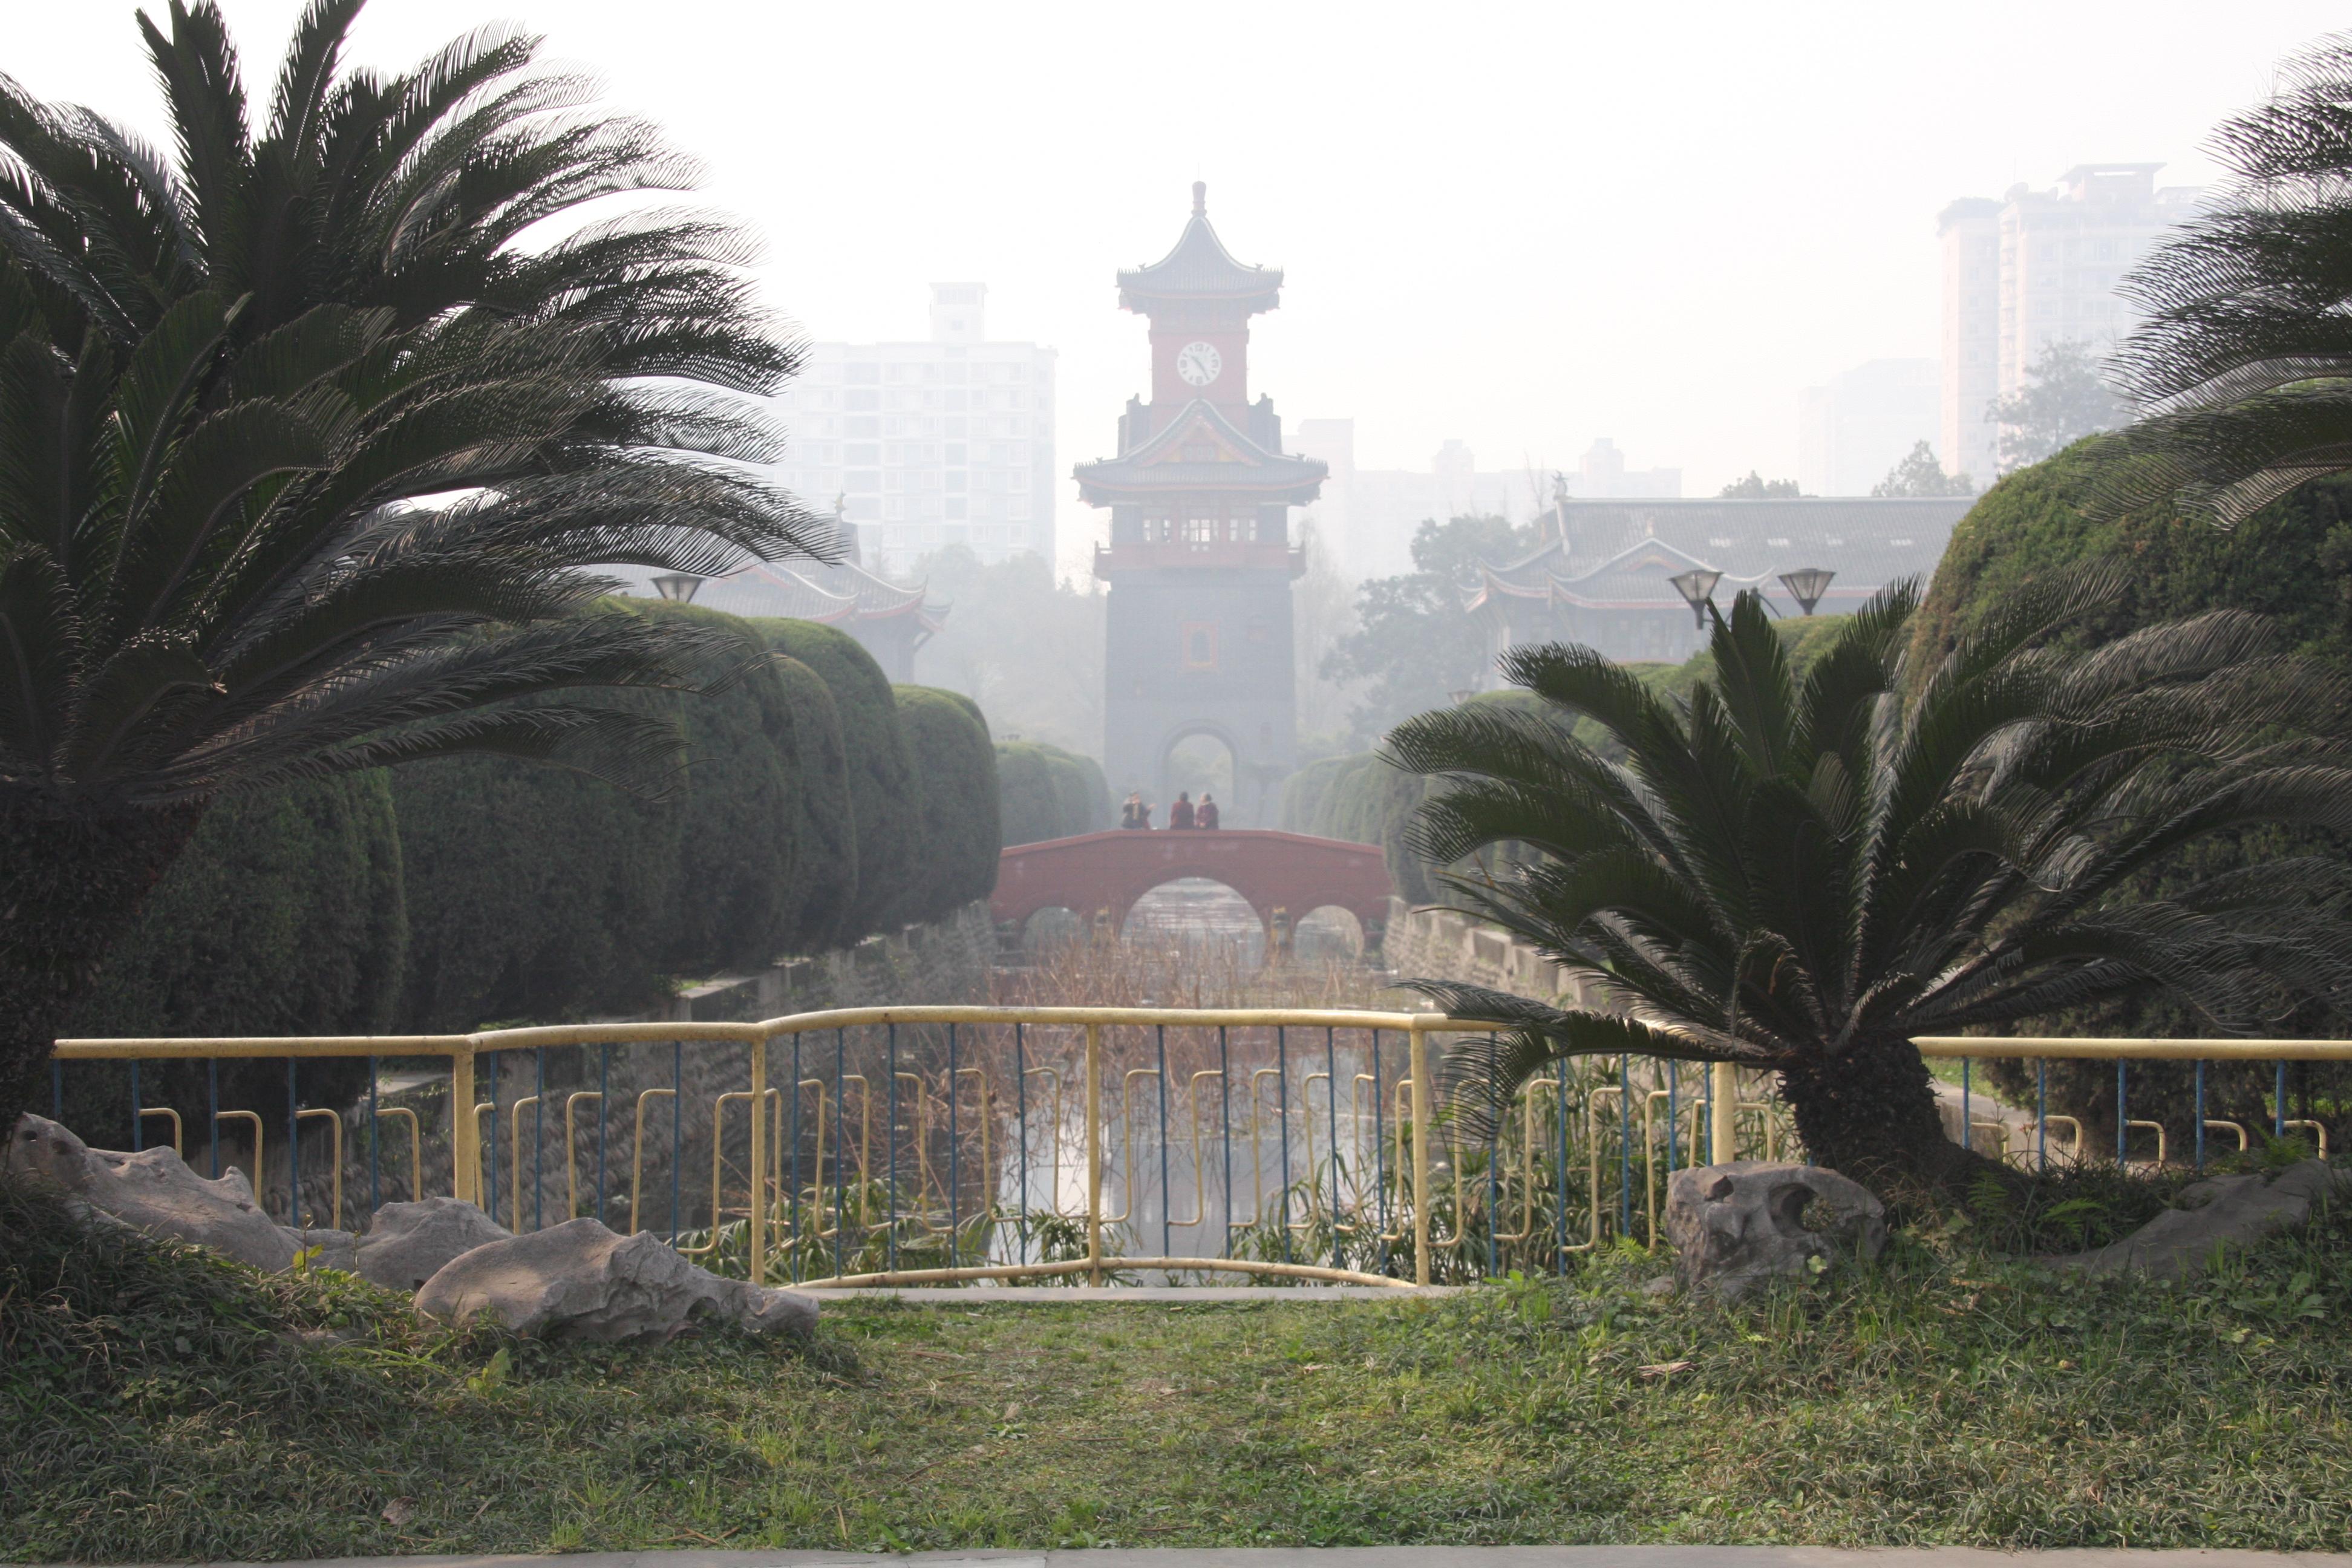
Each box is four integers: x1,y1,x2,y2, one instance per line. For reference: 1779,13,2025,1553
19,0,2339,581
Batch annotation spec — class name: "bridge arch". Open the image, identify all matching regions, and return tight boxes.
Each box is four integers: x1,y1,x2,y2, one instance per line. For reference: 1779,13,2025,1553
990,829,1392,951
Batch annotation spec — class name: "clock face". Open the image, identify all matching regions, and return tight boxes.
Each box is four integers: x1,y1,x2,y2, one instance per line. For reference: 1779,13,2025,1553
1175,340,1223,387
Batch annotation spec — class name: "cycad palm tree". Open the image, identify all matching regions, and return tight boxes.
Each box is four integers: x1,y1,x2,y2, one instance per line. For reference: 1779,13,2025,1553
1389,570,2352,1198
2103,33,2352,524
0,2,826,1121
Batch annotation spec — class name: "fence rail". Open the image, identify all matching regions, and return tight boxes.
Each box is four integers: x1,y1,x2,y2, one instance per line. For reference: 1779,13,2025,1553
47,1011,2350,1290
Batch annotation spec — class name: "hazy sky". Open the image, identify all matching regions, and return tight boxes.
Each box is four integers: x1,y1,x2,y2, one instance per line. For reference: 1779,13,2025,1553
16,1,2345,579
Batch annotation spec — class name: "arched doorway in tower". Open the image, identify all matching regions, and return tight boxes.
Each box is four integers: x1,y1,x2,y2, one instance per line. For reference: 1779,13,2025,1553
1161,729,1238,826
1122,876,1266,967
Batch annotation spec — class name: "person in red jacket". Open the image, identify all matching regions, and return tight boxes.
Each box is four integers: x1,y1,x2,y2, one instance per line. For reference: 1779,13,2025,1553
1196,793,1220,829
1169,791,1195,829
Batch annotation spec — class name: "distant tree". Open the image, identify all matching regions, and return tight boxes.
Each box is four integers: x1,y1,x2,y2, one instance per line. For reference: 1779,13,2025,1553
912,546,1104,760
1719,472,1803,498
1990,340,2121,471
1870,440,1976,497
1320,515,1533,749
2102,36,2352,526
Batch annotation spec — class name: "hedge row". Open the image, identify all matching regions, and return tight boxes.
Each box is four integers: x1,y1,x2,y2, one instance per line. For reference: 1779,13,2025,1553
996,740,1110,846
1911,441,2352,1142
68,605,1002,1131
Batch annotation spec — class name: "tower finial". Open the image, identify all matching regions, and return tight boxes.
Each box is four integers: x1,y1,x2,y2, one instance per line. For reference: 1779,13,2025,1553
1192,180,1206,217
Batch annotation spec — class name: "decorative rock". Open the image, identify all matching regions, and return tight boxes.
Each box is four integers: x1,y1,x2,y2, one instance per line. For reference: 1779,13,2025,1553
1664,1160,1887,1301
2051,1158,2350,1281
413,1217,817,1341
353,1197,511,1292
5,1113,299,1271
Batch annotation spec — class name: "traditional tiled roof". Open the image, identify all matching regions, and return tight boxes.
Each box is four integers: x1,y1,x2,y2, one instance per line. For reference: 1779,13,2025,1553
1117,183,1283,313
1075,398,1327,506
609,557,947,635
1469,497,1973,617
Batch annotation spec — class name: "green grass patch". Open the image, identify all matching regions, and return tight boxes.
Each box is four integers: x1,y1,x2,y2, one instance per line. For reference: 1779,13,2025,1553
7,1172,2352,1560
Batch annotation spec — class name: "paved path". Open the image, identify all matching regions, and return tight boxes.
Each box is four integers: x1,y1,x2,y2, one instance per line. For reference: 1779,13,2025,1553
132,1547,2352,1568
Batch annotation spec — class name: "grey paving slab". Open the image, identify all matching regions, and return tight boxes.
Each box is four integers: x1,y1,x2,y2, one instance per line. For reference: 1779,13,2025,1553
120,1547,2352,1568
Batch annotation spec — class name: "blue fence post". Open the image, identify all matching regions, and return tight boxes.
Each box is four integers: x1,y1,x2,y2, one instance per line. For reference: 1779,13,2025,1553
2116,1060,2128,1165
668,1042,681,1245
131,1060,142,1152
532,1047,546,1232
1667,1060,1679,1175
1157,1025,1173,1259
51,1059,62,1122
886,1024,899,1272
2276,1060,2288,1140
486,1051,500,1231
1014,1022,1030,1266
2194,1059,2207,1171
1371,1029,1389,1276
949,1022,962,1266
1324,1027,1341,1270
596,1044,610,1227
207,1060,219,1178
286,1058,300,1230
787,1033,803,1282
1218,1026,1233,1258
2036,1060,2048,1172
1554,1070,1571,1275
1485,1052,1501,1281
1961,1058,1971,1153
1618,1054,1634,1241
368,1055,381,1218
1276,1027,1293,1264
832,1028,848,1279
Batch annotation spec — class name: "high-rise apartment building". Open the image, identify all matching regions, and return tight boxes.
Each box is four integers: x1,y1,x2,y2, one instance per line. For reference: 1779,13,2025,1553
1939,165,2200,480
1799,359,1941,495
768,284,1058,578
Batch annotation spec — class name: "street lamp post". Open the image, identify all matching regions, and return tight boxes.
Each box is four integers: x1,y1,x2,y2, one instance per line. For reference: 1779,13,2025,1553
1667,567,1722,630
1778,566,1836,618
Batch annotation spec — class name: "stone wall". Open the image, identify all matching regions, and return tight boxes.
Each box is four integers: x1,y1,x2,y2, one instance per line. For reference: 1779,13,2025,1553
1379,897,1595,1005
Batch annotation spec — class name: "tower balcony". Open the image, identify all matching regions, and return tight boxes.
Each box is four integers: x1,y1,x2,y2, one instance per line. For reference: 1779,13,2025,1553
1094,540,1307,580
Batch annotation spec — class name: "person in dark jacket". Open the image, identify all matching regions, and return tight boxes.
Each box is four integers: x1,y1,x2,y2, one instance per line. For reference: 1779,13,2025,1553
1120,791,1146,829
1169,791,1195,829
1196,793,1220,829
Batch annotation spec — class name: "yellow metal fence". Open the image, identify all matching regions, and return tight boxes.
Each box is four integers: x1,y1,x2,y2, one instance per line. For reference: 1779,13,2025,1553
49,1011,2351,1289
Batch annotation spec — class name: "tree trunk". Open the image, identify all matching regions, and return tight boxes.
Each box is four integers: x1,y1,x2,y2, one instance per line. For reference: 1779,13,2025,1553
1776,1036,2020,1211
0,792,203,1130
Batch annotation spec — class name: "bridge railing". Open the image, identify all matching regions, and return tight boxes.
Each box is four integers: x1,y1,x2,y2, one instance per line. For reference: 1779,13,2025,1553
46,1011,2352,1289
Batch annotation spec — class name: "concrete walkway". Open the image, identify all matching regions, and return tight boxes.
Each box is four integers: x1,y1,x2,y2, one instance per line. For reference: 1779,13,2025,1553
132,1547,2352,1568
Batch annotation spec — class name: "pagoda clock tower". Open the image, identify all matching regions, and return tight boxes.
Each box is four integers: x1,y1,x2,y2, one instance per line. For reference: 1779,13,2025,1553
1078,183,1326,824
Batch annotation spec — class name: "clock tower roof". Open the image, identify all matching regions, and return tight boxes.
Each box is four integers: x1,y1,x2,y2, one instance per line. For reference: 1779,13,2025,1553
1118,182,1283,313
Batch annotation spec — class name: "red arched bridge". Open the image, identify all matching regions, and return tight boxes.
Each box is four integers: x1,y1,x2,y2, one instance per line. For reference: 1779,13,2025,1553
991,829,1393,944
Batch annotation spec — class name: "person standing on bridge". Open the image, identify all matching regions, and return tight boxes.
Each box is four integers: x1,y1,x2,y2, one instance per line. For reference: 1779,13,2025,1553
1169,792,1195,830
1196,793,1220,829
1121,791,1149,830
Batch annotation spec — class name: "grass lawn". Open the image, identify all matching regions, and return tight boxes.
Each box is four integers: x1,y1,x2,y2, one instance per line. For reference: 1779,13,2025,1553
7,1176,2352,1563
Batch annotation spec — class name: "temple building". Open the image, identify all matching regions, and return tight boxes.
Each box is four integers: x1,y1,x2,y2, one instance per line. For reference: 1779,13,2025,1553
610,540,948,683
1077,184,1326,825
1467,495,1975,670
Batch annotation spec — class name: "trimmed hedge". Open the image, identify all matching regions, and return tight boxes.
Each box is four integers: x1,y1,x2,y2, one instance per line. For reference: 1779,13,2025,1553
1913,443,2352,1142
997,740,1109,846
890,687,1001,926
768,653,857,952
58,604,1006,1090
64,773,407,1143
746,619,919,941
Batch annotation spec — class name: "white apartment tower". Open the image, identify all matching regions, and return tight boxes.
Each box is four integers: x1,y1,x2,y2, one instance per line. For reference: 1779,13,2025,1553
770,284,1058,577
1939,165,2200,481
